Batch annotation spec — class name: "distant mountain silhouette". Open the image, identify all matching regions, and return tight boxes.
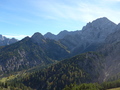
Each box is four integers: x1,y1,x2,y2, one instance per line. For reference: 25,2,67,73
0,34,18,46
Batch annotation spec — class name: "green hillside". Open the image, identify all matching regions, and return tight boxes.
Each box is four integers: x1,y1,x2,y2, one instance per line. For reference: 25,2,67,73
19,52,104,90
107,88,120,90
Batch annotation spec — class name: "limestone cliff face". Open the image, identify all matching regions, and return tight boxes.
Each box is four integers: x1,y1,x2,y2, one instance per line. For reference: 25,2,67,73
81,17,116,43
105,24,120,44
59,17,117,55
98,24,120,81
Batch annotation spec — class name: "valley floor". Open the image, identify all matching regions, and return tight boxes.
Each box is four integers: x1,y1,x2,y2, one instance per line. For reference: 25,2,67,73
107,87,120,90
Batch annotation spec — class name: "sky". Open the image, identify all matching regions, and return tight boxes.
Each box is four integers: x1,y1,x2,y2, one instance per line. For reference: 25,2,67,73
0,0,120,40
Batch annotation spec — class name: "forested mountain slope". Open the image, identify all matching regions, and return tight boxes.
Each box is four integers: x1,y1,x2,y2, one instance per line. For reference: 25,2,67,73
21,52,104,90
0,33,70,73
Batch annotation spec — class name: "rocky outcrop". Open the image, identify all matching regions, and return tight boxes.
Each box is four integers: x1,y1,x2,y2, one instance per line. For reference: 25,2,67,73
105,23,120,44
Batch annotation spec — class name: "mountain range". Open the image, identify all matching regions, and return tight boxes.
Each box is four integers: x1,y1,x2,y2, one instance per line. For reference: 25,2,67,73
0,35,17,46
0,32,70,73
45,17,117,55
0,17,120,90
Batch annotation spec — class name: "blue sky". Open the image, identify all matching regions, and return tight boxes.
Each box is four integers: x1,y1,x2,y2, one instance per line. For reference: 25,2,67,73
0,0,120,39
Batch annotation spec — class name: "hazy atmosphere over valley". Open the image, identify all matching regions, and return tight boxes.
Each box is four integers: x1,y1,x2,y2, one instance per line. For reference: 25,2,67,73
1,0,120,90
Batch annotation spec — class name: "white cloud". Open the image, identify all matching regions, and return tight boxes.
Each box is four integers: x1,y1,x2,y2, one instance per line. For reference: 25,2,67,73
4,35,30,40
105,0,120,2
76,2,120,23
29,0,120,24
2,0,120,28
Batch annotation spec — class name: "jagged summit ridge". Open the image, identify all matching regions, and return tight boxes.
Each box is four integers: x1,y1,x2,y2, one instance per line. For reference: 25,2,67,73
81,17,117,42
44,30,80,40
31,32,45,44
92,17,116,26
44,17,116,42
58,17,117,55
82,17,116,31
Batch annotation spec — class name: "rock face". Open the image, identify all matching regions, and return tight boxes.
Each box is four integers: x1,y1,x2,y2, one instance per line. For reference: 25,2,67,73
105,23,120,44
44,32,56,40
58,17,117,55
44,17,118,56
81,17,116,43
99,24,120,81
101,42,120,81
44,18,117,55
0,34,18,46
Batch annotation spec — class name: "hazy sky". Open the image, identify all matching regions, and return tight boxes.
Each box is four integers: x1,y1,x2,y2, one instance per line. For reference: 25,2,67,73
0,0,120,39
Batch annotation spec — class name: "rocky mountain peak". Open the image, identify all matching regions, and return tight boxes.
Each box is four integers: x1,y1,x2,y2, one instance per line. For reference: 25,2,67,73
44,32,55,36
58,30,68,35
31,32,46,45
92,17,116,28
83,17,116,31
44,32,56,39
81,17,117,43
31,32,44,39
59,17,118,56
92,17,111,23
